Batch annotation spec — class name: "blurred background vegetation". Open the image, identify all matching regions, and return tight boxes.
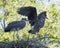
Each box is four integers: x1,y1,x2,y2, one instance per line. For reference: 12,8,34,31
0,0,60,48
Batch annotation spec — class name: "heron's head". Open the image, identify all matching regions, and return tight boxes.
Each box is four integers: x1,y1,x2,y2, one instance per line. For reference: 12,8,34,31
42,11,47,19
37,11,48,20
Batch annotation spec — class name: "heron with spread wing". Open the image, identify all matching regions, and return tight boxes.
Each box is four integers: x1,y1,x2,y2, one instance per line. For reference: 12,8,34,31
17,6,47,34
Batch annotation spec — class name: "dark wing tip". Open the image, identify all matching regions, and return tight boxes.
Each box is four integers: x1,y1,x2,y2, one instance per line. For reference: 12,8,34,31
4,29,10,32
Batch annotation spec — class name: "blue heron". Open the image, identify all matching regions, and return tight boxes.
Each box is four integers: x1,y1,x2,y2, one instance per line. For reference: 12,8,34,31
17,6,47,34
4,18,27,40
4,18,26,32
29,11,47,34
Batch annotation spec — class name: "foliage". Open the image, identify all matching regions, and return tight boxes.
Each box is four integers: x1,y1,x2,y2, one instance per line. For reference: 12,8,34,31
0,0,60,48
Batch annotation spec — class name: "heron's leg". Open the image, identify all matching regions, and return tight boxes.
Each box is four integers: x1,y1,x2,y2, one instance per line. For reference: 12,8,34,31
15,31,19,41
16,30,21,47
13,31,15,41
26,21,31,40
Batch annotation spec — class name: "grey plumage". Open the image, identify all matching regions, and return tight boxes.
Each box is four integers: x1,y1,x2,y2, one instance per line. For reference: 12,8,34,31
4,19,26,32
17,6,47,34
29,11,47,34
17,6,37,26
